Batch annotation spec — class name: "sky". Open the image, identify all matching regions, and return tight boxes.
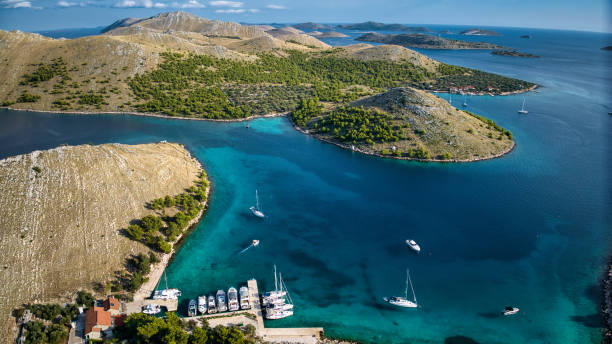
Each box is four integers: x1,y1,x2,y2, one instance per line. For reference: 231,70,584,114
0,0,609,33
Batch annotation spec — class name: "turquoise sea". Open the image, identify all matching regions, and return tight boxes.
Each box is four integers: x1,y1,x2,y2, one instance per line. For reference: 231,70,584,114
1,26,611,343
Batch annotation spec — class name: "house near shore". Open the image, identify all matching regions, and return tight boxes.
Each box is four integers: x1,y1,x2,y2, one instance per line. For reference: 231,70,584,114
84,297,124,339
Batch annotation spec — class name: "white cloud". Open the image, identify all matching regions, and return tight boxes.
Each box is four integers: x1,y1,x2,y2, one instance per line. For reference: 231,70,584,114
215,8,243,13
176,0,204,8
247,8,258,12
57,1,77,6
4,1,33,8
209,0,241,7
266,4,286,10
113,0,166,7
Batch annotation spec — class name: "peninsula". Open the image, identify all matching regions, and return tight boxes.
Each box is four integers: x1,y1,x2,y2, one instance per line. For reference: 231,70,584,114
460,28,501,36
0,12,534,162
355,32,504,50
338,21,433,32
492,50,540,58
0,142,203,341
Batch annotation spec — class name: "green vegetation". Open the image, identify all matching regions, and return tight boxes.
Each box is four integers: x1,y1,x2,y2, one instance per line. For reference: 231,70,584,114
76,290,95,308
21,58,69,86
426,63,535,93
127,51,429,118
115,312,255,344
17,92,41,103
23,321,68,344
464,110,512,138
290,98,322,127
313,106,401,144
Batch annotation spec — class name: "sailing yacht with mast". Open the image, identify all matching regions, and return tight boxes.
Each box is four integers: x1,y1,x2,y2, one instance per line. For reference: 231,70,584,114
263,265,294,319
462,95,468,107
383,269,418,308
250,190,265,218
518,97,528,114
152,271,182,300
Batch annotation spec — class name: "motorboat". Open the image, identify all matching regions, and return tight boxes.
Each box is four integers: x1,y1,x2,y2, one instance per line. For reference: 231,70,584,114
406,239,421,253
228,287,240,311
250,190,265,218
188,299,197,317
239,286,250,310
207,295,217,314
383,269,418,308
198,295,207,314
216,290,228,312
152,288,182,300
503,306,519,315
252,239,260,247
142,304,161,315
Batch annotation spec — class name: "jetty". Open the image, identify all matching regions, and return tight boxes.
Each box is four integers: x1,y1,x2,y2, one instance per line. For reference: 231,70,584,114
182,279,323,343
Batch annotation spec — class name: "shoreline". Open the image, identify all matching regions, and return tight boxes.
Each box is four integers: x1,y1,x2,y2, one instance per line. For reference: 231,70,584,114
291,120,516,163
602,258,612,343
133,169,211,301
431,84,539,96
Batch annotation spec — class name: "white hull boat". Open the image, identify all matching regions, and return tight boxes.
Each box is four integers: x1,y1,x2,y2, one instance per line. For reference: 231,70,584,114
142,304,161,315
406,239,421,253
153,288,182,300
264,265,294,320
188,299,197,317
239,286,250,310
228,287,240,311
216,290,228,312
207,295,217,314
384,269,418,309
198,296,207,314
250,190,265,218
503,306,519,316
518,97,528,114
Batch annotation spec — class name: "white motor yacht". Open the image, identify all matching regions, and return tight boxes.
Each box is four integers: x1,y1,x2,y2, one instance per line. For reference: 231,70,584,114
239,286,250,310
406,239,421,253
207,295,217,314
187,299,197,317
198,295,207,314
503,306,519,315
228,287,240,311
142,304,161,315
216,290,228,312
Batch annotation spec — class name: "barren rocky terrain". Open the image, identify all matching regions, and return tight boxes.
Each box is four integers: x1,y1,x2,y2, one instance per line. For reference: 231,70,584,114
0,142,201,341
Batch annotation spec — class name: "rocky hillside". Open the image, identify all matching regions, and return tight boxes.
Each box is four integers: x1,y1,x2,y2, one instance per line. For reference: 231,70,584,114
297,87,514,161
0,142,202,341
356,32,504,49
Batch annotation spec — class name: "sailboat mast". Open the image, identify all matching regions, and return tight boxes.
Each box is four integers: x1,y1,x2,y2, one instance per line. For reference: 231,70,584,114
274,264,278,292
164,270,168,290
256,190,260,210
407,269,417,303
405,269,409,299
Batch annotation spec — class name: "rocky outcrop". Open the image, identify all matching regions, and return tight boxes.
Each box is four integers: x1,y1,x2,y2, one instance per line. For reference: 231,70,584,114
356,32,504,50
0,142,202,342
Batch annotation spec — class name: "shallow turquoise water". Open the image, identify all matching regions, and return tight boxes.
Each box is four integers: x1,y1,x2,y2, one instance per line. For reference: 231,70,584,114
0,27,610,344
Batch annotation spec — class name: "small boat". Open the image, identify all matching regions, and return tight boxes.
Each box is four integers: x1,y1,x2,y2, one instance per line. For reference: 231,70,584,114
198,295,207,314
216,290,228,312
187,299,197,317
462,95,468,107
239,286,250,310
518,97,528,114
250,190,265,218
503,306,519,315
383,269,418,308
228,287,240,311
246,123,250,128
264,267,294,320
406,239,421,253
252,239,260,247
207,295,217,314
265,308,294,319
152,288,182,300
142,304,161,315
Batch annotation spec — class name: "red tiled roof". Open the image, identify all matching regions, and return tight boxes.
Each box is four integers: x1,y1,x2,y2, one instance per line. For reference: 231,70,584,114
103,297,119,311
84,306,111,335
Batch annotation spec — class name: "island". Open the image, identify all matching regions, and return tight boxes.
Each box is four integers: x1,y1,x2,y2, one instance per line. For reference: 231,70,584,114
602,46,612,51
310,30,349,38
520,35,531,39
0,11,535,162
0,142,206,341
439,30,454,34
460,28,501,36
290,87,514,162
355,32,504,49
337,21,433,32
292,22,332,30
492,50,540,58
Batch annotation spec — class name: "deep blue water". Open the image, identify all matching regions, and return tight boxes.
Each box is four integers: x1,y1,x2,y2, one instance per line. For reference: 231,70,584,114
1,26,611,344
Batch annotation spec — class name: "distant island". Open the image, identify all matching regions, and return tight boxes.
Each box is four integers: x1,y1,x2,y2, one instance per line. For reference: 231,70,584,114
292,22,332,30
338,21,433,32
602,46,612,51
460,28,501,36
520,35,531,39
355,32,504,49
309,31,349,38
439,30,454,34
492,50,540,58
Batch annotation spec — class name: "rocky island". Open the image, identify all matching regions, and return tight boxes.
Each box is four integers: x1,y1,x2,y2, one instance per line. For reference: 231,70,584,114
0,11,535,162
337,21,433,32
460,28,501,36
355,32,504,49
0,142,205,341
492,50,540,58
309,31,349,38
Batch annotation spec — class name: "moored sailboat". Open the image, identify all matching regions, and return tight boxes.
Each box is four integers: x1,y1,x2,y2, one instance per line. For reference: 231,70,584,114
518,97,528,114
383,269,418,308
250,190,265,218
263,266,294,319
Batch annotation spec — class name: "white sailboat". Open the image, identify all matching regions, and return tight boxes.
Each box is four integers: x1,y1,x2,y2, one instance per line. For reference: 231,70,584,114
264,265,294,319
462,95,468,107
249,190,265,218
383,269,418,308
263,265,286,303
518,97,528,114
152,271,182,300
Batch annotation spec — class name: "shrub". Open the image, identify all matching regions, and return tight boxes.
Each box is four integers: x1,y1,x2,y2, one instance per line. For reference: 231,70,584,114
17,92,41,103
76,291,94,308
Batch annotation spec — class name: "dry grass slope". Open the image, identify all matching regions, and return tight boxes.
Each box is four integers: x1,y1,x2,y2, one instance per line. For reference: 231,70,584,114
0,142,201,342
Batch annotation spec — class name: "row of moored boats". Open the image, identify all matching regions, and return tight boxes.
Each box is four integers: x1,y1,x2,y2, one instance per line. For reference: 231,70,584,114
187,286,251,317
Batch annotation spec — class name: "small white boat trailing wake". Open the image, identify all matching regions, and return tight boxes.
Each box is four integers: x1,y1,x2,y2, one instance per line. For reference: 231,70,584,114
239,239,260,254
383,269,418,308
406,239,421,253
250,189,265,218
503,306,519,315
